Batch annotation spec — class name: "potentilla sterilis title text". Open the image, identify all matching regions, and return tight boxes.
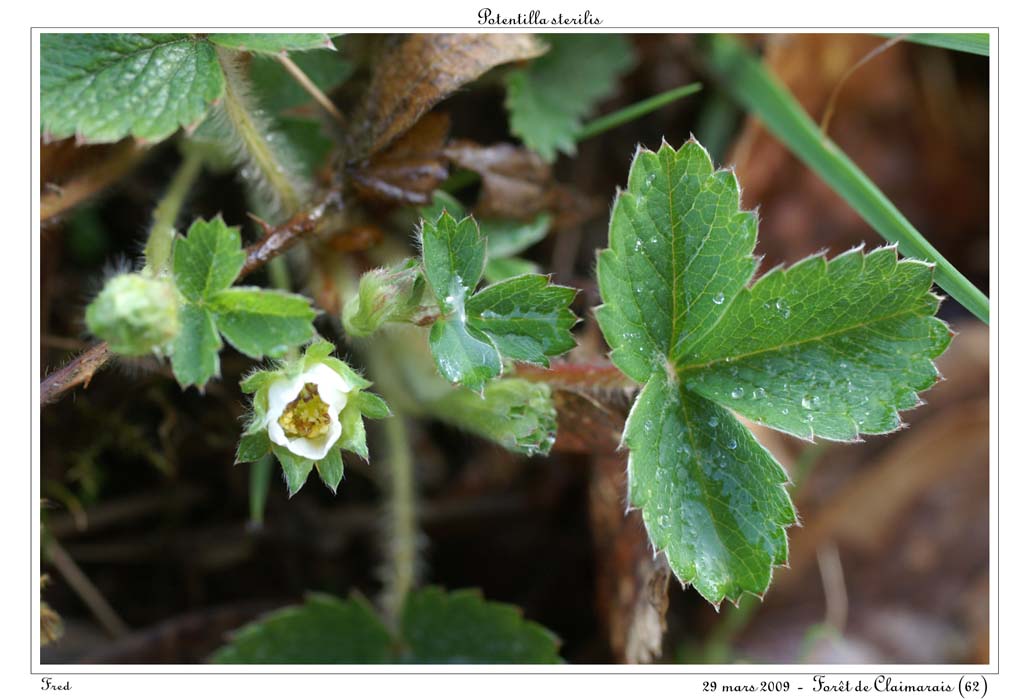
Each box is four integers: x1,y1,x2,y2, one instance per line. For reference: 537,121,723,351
477,8,603,25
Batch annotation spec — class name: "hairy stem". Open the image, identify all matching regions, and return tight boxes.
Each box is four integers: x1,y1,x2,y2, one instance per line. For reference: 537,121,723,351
143,149,204,275
216,47,305,218
379,412,418,625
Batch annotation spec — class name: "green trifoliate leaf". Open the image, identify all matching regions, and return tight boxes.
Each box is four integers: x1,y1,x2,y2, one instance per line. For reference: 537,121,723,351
466,274,577,366
211,593,392,664
505,34,635,162
85,273,181,356
597,139,949,606
677,247,952,441
211,588,561,664
172,217,246,302
41,34,225,143
400,587,561,663
209,288,317,359
171,304,222,388
168,217,317,388
207,33,337,54
271,444,314,497
425,379,557,456
419,211,578,390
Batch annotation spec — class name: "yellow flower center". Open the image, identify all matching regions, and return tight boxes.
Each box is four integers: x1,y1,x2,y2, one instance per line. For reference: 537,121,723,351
278,383,332,439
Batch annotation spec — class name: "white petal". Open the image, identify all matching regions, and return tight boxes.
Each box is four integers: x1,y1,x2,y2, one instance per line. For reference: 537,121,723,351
266,375,306,424
304,363,353,404
267,415,289,448
263,362,353,462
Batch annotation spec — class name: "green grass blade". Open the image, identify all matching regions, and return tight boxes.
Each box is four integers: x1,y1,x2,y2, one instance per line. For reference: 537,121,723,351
701,35,989,324
576,82,703,141
878,33,989,56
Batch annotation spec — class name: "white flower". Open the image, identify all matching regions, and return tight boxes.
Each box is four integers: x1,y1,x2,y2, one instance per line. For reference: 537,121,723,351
264,363,355,461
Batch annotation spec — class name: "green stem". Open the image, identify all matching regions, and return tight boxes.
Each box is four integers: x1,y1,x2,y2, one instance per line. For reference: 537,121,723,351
576,82,703,142
701,34,989,324
267,256,292,291
380,412,417,626
348,254,422,625
142,149,204,275
216,47,304,217
876,33,989,56
247,454,274,529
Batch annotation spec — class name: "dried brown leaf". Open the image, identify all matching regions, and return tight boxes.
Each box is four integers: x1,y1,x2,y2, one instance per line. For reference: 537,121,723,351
589,451,670,663
344,34,545,160
348,112,450,206
445,140,552,220
446,140,604,227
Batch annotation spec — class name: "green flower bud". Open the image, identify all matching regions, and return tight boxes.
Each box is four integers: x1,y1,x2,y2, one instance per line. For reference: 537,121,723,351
85,273,181,356
425,379,558,456
342,260,425,338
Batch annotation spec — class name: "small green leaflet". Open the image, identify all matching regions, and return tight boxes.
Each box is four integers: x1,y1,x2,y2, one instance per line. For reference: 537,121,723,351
41,34,225,143
505,34,635,162
596,140,950,606
419,211,577,392
170,217,317,389
210,593,392,664
41,33,339,144
211,587,562,664
207,34,337,54
420,191,551,283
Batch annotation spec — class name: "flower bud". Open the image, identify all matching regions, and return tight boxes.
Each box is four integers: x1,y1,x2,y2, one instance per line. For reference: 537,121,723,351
85,272,181,356
342,260,424,338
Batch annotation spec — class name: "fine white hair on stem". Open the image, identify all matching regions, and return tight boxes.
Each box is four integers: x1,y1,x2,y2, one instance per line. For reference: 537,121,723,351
212,47,311,223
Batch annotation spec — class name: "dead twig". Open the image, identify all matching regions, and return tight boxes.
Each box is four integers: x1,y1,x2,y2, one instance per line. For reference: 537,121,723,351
40,342,111,406
239,190,343,278
41,140,149,223
45,537,130,639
